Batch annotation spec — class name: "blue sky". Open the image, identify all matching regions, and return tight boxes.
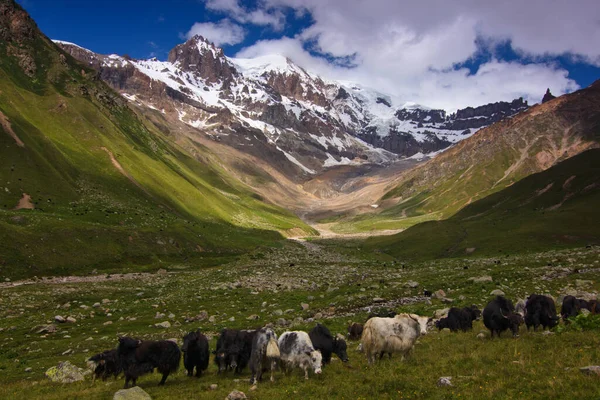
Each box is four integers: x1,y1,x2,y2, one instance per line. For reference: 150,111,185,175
17,0,600,110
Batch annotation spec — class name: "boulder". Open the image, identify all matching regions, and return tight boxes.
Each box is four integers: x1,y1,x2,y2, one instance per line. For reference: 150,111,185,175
154,321,171,329
433,290,446,300
405,281,419,288
36,324,58,334
301,303,310,311
437,376,452,386
470,276,493,283
226,390,247,400
490,289,505,296
45,361,85,383
54,315,66,323
113,386,152,400
66,316,77,323
580,366,600,376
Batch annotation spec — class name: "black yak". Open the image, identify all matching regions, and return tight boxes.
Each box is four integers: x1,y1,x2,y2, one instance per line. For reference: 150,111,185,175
117,337,181,388
182,330,210,377
214,329,256,374
309,323,349,364
561,295,582,322
483,296,523,338
89,349,121,381
525,294,560,330
347,323,364,341
436,305,481,332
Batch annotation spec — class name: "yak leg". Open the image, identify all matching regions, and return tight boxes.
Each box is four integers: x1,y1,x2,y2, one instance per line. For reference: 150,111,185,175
195,366,202,378
124,376,130,389
270,361,276,382
159,371,170,386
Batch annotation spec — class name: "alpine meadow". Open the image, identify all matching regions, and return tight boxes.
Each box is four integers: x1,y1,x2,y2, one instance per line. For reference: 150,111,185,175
1,1,599,399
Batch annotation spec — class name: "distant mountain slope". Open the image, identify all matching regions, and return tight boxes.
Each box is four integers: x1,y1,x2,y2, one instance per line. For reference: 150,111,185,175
0,0,314,279
55,36,528,173
366,148,600,260
325,81,600,233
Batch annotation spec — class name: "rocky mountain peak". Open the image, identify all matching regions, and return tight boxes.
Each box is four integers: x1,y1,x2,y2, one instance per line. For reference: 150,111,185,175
167,35,236,83
542,88,556,103
0,1,37,43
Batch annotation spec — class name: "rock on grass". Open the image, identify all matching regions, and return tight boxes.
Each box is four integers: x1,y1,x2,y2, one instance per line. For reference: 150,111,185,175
45,361,85,383
113,386,152,400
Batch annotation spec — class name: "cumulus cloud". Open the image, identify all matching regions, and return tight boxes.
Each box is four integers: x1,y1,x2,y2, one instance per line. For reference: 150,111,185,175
197,0,598,109
203,0,285,31
185,19,246,46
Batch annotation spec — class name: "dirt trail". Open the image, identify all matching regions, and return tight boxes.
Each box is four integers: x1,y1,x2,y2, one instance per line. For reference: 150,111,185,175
0,272,160,289
14,193,34,210
0,110,24,147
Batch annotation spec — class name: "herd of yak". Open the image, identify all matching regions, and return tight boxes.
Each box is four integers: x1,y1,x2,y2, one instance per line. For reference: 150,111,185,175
87,293,597,389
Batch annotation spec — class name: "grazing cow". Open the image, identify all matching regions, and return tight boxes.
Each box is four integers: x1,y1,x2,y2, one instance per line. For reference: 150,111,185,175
309,324,349,364
436,306,481,332
117,337,181,388
249,327,280,385
278,331,322,379
361,313,430,364
182,329,210,377
561,295,581,322
525,294,560,331
89,349,121,381
347,323,364,341
214,329,256,374
482,296,523,338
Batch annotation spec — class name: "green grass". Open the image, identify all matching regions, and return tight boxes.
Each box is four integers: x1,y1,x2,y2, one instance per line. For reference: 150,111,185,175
364,149,600,261
0,244,599,399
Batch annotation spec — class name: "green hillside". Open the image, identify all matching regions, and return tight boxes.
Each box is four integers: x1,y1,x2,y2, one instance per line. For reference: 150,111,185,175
326,83,600,233
0,1,314,279
365,148,600,260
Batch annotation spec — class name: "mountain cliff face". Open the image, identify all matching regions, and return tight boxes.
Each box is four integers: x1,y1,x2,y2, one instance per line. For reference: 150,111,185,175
55,36,529,175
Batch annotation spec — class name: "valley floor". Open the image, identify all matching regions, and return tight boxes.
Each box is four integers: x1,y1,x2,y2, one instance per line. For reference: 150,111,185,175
0,243,599,399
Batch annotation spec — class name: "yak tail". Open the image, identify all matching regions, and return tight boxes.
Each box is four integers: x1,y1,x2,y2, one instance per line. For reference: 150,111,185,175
164,346,182,373
361,319,374,358
266,338,280,359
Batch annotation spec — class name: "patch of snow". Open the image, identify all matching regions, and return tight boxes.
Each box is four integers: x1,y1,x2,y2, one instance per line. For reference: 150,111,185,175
275,146,316,174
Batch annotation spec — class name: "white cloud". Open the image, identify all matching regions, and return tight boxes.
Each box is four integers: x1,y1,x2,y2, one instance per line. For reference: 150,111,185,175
185,19,246,46
184,0,599,110
204,0,285,31
232,0,598,109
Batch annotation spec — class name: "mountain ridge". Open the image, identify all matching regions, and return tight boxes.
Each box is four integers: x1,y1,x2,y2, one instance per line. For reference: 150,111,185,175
54,35,531,171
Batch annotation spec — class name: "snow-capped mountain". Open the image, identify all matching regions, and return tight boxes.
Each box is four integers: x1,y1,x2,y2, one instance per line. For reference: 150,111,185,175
54,36,528,177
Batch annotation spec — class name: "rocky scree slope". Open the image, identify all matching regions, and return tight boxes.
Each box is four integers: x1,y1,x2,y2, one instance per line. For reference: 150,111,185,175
56,36,529,176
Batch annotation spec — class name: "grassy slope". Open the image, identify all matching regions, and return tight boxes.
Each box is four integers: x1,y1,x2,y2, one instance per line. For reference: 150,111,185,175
328,84,600,233
0,6,314,279
365,148,600,261
0,244,598,399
